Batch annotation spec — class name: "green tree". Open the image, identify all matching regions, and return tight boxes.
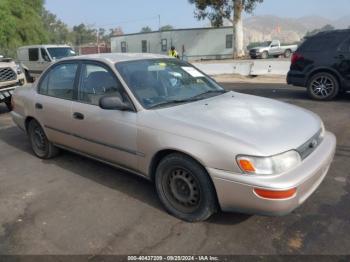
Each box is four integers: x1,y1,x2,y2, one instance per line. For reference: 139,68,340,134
71,24,97,46
0,0,49,57
160,25,174,31
140,26,152,33
188,0,263,58
42,9,71,44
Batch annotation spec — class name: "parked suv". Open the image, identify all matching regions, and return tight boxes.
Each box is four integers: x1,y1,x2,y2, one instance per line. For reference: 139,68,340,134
287,29,350,101
17,45,76,82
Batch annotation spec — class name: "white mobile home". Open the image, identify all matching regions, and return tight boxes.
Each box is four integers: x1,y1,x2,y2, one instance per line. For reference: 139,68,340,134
111,27,234,61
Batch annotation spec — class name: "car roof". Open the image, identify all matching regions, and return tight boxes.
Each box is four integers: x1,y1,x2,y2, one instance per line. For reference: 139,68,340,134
18,45,71,49
313,29,350,38
60,53,171,64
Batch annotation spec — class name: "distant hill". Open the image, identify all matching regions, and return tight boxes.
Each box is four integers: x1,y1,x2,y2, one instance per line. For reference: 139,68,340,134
223,15,350,45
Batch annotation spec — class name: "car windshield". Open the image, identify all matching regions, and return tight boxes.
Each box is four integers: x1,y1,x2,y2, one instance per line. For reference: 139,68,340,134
47,48,76,60
261,41,272,47
116,59,226,109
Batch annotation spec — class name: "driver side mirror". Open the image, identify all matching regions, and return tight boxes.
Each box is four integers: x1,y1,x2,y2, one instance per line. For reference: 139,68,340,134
99,96,133,111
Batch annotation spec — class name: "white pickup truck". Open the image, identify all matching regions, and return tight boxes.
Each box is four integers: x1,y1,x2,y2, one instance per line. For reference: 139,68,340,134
249,40,298,59
0,56,26,110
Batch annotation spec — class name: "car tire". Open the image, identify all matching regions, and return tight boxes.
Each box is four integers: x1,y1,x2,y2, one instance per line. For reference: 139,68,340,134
284,49,292,58
307,72,339,101
28,120,59,159
261,51,268,59
5,99,12,111
155,153,218,222
24,70,33,83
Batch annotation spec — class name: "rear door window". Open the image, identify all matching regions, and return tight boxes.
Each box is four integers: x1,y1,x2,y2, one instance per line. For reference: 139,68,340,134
299,33,348,52
39,63,78,100
29,48,39,61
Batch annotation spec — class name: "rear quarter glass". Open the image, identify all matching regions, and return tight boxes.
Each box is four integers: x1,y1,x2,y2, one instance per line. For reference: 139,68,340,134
298,32,349,53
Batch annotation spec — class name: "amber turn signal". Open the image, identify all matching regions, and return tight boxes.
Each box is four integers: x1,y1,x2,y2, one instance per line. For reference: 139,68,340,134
238,159,256,173
254,188,297,200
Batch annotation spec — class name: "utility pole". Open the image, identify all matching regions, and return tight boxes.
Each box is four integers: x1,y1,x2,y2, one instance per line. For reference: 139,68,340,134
158,15,161,31
96,30,100,54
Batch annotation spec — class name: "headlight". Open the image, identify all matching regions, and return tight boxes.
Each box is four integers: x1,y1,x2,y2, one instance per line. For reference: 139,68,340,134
237,150,301,175
16,64,22,75
320,121,326,138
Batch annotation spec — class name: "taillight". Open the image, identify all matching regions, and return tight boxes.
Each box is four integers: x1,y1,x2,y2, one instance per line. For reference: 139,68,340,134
291,52,304,65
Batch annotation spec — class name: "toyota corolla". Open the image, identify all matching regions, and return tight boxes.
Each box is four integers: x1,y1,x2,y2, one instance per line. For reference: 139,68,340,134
11,53,336,222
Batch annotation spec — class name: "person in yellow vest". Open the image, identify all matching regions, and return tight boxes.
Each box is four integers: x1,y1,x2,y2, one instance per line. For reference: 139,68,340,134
168,46,180,59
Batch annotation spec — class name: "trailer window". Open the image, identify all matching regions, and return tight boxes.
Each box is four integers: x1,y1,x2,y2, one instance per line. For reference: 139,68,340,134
226,35,233,49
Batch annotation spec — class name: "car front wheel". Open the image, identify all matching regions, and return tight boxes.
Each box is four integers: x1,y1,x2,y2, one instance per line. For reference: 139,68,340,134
155,153,218,222
261,51,268,59
307,72,339,101
28,120,59,159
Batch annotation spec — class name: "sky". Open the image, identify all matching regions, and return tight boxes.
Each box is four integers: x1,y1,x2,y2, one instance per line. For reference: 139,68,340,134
45,0,350,33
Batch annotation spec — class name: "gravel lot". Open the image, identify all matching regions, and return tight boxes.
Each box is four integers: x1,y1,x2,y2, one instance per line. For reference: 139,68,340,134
0,82,349,255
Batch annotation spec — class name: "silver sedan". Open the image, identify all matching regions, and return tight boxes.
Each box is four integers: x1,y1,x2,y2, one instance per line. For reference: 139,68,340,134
11,53,336,222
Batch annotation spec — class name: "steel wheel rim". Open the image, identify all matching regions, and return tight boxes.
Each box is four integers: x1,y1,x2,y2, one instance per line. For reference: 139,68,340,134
32,126,47,152
162,167,201,213
311,76,334,98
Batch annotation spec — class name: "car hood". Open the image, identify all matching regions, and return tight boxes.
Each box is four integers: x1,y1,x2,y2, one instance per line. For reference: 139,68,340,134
0,61,15,68
251,47,266,51
155,92,321,156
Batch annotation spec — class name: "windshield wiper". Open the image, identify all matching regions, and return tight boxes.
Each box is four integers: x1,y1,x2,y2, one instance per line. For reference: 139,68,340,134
189,90,227,100
148,90,227,109
148,99,193,109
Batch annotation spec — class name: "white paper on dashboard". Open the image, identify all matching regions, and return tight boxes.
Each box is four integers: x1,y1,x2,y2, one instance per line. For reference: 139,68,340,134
181,67,204,77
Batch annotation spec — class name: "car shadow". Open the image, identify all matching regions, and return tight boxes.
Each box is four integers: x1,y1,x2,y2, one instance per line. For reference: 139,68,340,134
0,126,250,225
0,104,10,115
336,145,350,158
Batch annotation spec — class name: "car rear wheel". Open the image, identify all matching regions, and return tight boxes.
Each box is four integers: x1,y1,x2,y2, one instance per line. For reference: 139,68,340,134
284,49,292,58
155,153,218,222
308,72,339,101
28,120,59,159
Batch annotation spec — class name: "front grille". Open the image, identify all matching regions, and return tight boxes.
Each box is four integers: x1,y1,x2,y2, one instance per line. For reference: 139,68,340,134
297,130,323,160
0,67,16,82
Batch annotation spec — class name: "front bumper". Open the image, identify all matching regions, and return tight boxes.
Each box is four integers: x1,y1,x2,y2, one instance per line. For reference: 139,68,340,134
0,74,25,89
249,50,261,58
0,86,17,103
209,132,336,216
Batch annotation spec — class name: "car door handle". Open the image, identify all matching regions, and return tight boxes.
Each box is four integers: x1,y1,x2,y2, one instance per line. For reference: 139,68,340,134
73,112,84,120
35,103,43,110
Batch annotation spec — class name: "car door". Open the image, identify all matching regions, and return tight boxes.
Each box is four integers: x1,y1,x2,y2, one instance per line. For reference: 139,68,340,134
27,48,43,78
40,48,52,72
335,37,350,84
35,62,80,148
70,61,139,171
269,41,281,55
